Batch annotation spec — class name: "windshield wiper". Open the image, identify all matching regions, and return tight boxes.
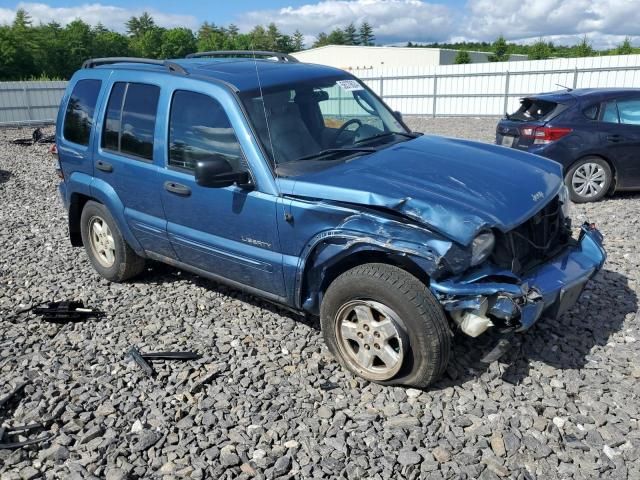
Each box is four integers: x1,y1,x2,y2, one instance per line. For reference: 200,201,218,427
293,147,376,162
354,131,423,145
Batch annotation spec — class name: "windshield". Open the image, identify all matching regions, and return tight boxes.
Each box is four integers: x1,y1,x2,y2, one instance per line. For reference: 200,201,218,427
240,75,410,176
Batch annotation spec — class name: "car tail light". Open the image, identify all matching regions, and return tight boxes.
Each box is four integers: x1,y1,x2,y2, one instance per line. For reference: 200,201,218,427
51,144,64,180
520,126,572,145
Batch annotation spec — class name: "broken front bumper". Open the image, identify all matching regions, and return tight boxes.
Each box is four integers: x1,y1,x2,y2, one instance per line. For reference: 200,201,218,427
429,224,606,333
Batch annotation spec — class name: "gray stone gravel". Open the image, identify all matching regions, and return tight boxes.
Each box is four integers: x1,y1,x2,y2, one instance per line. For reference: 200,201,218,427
1,121,639,479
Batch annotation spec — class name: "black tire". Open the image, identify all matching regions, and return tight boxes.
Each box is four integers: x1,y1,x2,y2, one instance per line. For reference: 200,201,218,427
565,156,612,203
320,263,451,388
80,200,145,282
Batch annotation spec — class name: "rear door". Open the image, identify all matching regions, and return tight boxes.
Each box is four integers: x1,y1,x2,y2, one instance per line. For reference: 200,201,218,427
159,88,285,298
92,74,174,258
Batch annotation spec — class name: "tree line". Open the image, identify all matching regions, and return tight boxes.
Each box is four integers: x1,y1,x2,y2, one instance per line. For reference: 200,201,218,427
416,36,639,64
0,10,309,80
0,8,637,80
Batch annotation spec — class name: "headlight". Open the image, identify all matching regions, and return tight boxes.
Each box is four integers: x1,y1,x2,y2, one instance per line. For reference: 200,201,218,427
558,185,573,218
471,232,495,266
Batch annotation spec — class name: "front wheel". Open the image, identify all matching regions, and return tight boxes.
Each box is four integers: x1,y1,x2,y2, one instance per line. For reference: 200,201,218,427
565,157,612,203
320,263,451,388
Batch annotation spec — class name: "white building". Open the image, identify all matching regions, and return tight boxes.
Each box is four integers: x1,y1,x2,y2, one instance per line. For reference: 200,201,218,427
291,45,528,70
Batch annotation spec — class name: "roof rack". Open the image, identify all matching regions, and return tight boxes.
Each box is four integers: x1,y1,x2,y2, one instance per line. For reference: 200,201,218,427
186,50,299,63
81,57,188,75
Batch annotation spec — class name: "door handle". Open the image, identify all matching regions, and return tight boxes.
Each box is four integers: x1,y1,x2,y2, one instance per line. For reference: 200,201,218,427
96,160,113,172
606,134,623,143
164,181,191,196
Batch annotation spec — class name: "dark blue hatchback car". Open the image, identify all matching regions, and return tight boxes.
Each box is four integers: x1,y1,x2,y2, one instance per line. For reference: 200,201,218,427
56,52,606,387
496,88,640,202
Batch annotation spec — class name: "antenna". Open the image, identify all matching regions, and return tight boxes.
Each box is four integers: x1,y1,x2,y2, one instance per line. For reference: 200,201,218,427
251,48,278,168
555,83,573,91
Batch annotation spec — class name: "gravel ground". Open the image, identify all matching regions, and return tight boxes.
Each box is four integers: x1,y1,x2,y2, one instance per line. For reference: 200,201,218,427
1,122,639,480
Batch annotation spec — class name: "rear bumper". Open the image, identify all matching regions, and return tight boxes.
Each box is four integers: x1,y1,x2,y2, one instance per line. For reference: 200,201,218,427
430,224,606,333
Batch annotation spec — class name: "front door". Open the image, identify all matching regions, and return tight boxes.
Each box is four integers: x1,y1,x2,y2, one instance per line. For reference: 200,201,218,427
159,89,285,297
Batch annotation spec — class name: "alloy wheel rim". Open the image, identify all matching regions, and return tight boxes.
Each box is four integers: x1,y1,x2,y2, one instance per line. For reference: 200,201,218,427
88,216,116,268
334,299,405,381
571,163,606,198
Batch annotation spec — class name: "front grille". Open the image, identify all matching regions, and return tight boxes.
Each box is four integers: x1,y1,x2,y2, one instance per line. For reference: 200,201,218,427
492,196,571,274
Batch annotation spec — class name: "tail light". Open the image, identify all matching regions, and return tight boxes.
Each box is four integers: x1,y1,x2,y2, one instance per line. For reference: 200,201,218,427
50,144,64,180
520,126,572,145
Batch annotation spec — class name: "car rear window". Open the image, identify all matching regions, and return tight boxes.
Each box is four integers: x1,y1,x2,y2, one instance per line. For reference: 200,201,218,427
63,79,102,146
508,98,562,121
101,82,160,161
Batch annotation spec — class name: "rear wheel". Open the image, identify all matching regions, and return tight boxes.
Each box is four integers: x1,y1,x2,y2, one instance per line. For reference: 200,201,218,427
566,157,612,203
80,200,145,282
321,263,451,388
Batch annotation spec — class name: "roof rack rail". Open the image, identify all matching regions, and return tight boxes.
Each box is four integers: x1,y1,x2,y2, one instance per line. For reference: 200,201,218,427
186,50,299,63
81,57,188,75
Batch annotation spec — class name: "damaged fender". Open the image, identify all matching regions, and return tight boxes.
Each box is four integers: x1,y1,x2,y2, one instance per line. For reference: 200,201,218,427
295,212,470,314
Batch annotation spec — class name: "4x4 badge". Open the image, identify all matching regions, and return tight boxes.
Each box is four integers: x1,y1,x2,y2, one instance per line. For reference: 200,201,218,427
531,191,544,201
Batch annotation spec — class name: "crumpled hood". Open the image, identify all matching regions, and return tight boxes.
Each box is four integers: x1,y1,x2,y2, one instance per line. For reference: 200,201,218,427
277,135,563,245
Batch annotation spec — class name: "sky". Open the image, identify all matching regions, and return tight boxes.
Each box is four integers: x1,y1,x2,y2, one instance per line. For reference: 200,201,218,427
0,0,638,49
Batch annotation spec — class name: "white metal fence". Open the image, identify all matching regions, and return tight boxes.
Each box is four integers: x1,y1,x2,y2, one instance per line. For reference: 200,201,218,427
352,54,640,117
1,54,640,126
0,81,67,126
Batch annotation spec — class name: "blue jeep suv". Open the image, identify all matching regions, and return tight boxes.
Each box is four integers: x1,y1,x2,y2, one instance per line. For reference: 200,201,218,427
56,52,606,387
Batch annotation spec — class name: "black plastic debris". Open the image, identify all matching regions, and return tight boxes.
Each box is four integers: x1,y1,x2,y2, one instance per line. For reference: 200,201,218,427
10,128,56,146
33,300,104,323
127,346,202,377
0,382,52,450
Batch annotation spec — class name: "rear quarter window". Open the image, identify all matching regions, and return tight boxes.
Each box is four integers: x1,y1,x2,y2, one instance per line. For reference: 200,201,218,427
63,79,102,146
582,104,599,120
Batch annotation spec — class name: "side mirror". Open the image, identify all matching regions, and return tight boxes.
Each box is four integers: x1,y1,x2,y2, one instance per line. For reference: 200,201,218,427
195,155,250,188
394,111,403,122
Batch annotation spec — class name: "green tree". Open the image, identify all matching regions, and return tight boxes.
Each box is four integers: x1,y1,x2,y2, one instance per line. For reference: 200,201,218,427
292,30,304,51
615,37,633,55
575,35,594,57
93,28,130,58
59,20,93,77
126,12,155,37
489,35,509,61
454,49,471,64
312,32,330,48
344,22,358,45
359,22,375,46
130,27,165,58
528,38,551,60
161,27,196,58
327,28,346,45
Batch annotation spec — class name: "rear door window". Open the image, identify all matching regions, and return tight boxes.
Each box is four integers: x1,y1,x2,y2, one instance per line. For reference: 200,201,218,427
63,79,102,146
101,82,160,161
600,102,619,124
168,90,244,172
617,99,640,126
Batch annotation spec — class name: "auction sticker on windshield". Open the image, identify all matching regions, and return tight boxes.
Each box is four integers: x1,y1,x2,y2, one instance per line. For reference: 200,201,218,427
336,80,364,91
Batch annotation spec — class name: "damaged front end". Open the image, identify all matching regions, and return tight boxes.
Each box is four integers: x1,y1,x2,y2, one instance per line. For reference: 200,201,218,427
430,223,606,336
